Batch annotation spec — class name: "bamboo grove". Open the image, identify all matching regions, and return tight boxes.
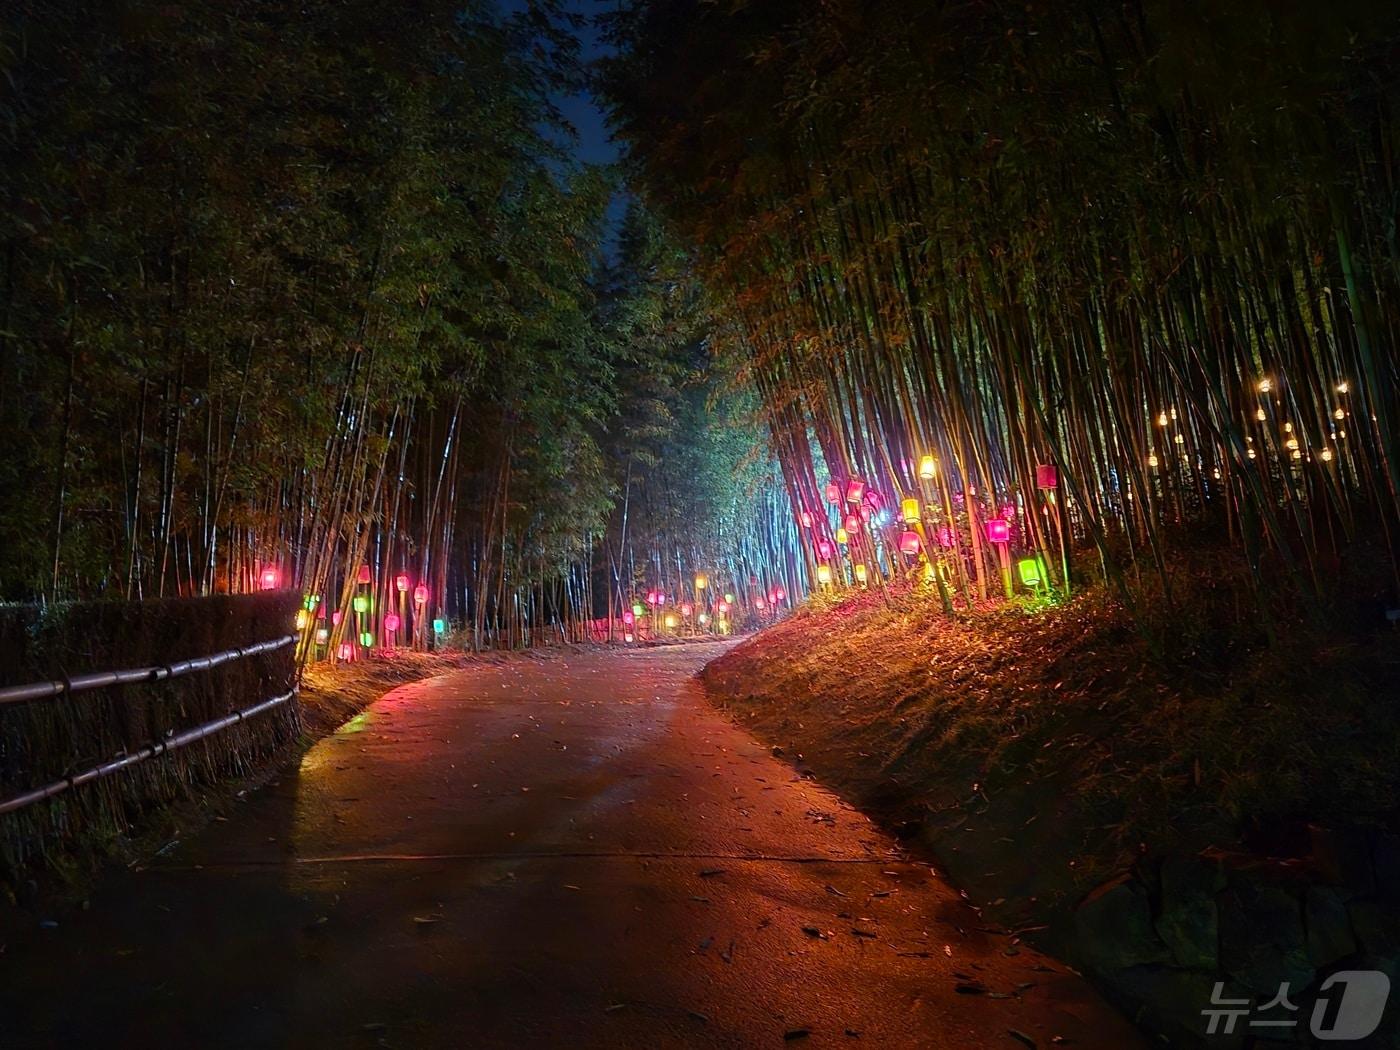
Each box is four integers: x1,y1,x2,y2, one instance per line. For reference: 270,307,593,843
603,0,1400,625
0,0,800,654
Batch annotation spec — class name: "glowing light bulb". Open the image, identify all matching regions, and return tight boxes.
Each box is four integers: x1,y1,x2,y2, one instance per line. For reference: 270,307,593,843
1334,408,1345,420
1321,448,1333,462
1258,378,1272,393
1157,411,1168,427
1148,454,1159,467
1256,408,1267,422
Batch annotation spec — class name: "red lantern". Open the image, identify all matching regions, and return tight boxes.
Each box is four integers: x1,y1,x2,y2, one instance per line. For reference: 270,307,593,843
413,584,429,605
863,490,884,512
858,503,873,523
395,573,410,592
799,509,814,528
258,566,279,591
331,610,343,626
775,587,786,602
817,538,834,559
986,519,1010,544
622,609,635,625
844,513,861,534
1036,464,1058,490
845,478,866,504
898,530,922,555
384,613,401,632
337,643,353,661
824,482,841,503
357,563,372,585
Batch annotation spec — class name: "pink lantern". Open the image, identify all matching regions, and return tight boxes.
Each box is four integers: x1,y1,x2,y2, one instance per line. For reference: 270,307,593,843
844,513,861,534
824,481,841,503
799,509,814,528
845,478,866,504
1036,464,1058,490
986,519,1010,544
332,610,343,626
898,530,922,555
622,610,635,625
681,602,693,616
384,613,401,632
858,503,873,523
755,597,766,610
357,564,372,585
395,573,410,593
863,490,884,512
775,587,787,601
258,566,279,591
817,538,834,559
337,643,353,661
413,584,429,605
767,589,778,603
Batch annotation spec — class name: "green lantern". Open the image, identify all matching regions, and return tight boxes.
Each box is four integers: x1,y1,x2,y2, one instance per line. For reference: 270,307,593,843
352,595,368,614
1017,558,1043,587
359,631,374,647
432,618,445,634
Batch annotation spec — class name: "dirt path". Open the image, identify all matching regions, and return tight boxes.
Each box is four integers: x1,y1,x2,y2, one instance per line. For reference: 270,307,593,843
0,643,1142,1048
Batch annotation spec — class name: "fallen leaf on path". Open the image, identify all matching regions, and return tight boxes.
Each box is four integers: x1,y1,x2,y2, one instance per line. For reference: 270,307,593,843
784,1028,811,1041
699,868,725,877
412,915,443,925
1008,1030,1037,1048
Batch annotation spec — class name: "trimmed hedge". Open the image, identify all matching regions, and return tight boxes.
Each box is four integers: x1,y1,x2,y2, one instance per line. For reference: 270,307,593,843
0,592,301,897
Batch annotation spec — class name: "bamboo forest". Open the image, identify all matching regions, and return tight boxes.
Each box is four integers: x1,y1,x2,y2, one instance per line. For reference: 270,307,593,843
5,4,1400,1046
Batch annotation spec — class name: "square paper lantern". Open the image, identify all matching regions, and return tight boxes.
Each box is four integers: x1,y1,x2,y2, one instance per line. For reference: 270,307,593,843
681,602,693,616
901,497,921,523
845,478,866,504
622,610,634,625
632,602,644,617
835,527,849,545
316,628,329,644
1035,464,1058,490
338,643,353,660
817,539,834,560
898,530,921,555
844,513,861,534
695,574,707,590
855,563,868,584
432,618,446,634
384,613,401,632
816,564,833,585
332,610,343,626
352,595,369,614
414,584,429,605
918,455,937,479
862,490,884,512
775,587,786,601
755,597,766,610
295,609,310,631
665,613,678,628
799,510,814,528
985,519,1010,544
259,566,279,591
395,573,410,592
360,631,374,647
824,482,842,503
1018,558,1043,587
357,564,372,585
624,633,635,643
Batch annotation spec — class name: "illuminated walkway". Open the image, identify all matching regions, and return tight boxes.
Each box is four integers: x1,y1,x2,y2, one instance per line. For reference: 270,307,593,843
1,644,1141,1048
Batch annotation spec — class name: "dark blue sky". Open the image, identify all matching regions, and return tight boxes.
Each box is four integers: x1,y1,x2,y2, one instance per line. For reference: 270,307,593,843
498,0,620,168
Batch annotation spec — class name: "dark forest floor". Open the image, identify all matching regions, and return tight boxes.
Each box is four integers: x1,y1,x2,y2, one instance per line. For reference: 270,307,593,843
700,583,1400,949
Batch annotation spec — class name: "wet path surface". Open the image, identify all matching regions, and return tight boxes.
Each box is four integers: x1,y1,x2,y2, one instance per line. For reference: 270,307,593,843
1,644,1142,1048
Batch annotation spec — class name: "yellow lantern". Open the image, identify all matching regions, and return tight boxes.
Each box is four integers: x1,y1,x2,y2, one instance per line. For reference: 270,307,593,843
694,574,707,591
918,455,936,479
816,564,832,585
901,497,921,523
295,608,310,631
836,527,849,545
665,613,678,629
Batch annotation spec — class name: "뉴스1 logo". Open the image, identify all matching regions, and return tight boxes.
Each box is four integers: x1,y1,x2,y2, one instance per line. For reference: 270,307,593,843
1203,971,1391,1040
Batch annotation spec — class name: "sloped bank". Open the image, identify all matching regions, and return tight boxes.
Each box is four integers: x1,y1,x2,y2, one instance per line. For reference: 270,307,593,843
701,588,1400,1047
